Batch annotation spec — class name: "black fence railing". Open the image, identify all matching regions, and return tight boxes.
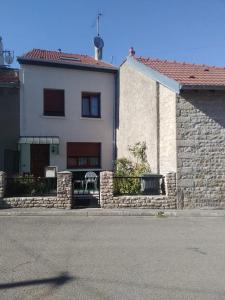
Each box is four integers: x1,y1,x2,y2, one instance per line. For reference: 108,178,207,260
113,175,165,196
73,176,100,195
5,176,57,197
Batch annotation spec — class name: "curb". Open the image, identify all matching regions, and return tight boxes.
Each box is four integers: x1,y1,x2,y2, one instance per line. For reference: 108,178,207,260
0,208,225,217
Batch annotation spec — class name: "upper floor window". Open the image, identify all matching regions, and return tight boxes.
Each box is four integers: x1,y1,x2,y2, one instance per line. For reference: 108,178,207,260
82,92,100,118
44,89,65,116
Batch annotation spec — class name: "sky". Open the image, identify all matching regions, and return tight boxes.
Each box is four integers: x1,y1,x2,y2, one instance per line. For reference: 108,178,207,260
1,0,225,68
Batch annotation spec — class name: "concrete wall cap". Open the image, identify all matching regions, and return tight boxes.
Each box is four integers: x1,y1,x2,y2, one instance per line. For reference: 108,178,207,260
57,171,72,174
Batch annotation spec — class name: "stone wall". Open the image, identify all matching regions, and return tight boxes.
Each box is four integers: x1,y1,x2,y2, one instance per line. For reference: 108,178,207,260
57,171,72,209
0,197,63,209
100,171,114,207
0,171,72,209
103,195,176,209
177,90,225,208
100,171,177,209
0,171,6,198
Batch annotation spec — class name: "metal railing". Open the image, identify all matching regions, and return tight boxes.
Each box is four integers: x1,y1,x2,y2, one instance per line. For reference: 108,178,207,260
73,176,100,195
113,175,165,196
5,176,57,197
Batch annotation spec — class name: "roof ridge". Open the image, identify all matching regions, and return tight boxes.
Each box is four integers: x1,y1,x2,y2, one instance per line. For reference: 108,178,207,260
136,56,225,70
30,48,89,58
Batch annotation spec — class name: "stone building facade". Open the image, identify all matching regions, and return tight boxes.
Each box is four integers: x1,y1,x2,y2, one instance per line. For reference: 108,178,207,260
177,90,225,208
118,53,225,208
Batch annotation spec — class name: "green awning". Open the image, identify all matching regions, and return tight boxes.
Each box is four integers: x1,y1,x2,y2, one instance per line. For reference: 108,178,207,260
19,136,59,144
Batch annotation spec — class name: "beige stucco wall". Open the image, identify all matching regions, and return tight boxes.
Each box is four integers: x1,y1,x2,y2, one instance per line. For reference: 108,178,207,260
117,62,158,172
20,65,115,173
159,84,177,174
117,61,177,175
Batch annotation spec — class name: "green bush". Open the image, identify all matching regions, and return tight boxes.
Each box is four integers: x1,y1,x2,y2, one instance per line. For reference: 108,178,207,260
6,175,55,196
114,142,151,195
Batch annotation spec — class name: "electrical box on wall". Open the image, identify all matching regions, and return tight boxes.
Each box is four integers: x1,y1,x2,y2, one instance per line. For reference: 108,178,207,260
50,144,59,155
45,166,58,178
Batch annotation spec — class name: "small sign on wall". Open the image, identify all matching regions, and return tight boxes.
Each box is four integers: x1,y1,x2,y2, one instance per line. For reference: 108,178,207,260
45,166,57,178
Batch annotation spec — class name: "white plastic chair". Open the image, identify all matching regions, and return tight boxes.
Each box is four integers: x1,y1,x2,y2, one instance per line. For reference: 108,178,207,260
84,171,98,190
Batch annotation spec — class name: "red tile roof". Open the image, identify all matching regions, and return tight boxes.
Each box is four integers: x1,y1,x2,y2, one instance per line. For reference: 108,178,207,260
136,57,225,87
0,68,19,86
18,49,117,70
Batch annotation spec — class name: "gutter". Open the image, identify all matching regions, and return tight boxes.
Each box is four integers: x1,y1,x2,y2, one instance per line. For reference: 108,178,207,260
181,85,225,91
113,71,119,165
17,57,118,74
0,82,20,88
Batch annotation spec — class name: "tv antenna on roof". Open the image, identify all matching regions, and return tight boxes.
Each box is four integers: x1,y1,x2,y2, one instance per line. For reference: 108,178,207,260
0,36,14,67
93,12,104,60
96,12,102,36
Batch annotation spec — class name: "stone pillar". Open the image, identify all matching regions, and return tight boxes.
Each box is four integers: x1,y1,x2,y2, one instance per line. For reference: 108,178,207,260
0,171,6,198
100,171,113,208
57,171,73,209
165,172,177,208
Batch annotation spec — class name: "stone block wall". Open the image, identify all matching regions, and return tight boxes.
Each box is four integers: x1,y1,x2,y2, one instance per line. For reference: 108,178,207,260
0,171,72,209
100,171,177,209
100,171,114,207
0,197,63,209
177,90,225,208
0,171,6,198
57,171,73,209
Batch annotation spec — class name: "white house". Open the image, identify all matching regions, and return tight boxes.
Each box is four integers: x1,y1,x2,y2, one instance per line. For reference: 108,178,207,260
18,49,117,177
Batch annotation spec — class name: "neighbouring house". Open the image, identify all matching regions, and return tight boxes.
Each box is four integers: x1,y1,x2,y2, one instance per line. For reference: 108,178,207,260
117,48,225,208
0,68,20,174
17,49,117,177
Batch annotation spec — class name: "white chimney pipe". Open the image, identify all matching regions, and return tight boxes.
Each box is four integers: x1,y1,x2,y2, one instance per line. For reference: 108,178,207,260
95,46,103,60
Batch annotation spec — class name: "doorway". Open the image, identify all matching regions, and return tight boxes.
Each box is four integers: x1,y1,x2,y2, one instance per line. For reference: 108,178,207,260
30,144,49,177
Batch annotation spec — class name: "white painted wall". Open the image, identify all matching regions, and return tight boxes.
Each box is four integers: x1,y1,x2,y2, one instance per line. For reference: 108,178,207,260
117,62,158,172
20,64,115,172
117,61,177,175
159,84,177,174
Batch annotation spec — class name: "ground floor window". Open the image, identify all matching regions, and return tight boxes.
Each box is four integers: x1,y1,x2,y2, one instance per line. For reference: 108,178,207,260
67,142,101,169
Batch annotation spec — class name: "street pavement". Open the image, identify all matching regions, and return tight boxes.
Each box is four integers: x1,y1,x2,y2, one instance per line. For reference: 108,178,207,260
0,215,225,299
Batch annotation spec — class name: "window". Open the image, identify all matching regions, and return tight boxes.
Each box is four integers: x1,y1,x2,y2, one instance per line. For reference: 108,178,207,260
67,142,101,169
82,93,100,118
44,89,65,116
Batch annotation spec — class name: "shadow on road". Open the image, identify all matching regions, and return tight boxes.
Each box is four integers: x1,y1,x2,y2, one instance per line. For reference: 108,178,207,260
0,272,73,290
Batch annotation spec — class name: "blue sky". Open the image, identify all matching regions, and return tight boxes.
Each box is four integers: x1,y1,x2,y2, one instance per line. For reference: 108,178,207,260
1,0,225,68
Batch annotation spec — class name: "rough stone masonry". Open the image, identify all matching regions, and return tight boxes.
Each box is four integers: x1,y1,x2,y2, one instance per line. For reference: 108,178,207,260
176,90,225,208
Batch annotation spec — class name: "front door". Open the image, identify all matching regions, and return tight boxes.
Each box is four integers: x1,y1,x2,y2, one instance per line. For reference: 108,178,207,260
30,144,49,177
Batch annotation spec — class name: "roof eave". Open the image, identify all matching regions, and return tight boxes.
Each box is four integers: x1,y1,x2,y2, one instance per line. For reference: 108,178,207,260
181,85,225,91
17,57,118,73
0,82,20,88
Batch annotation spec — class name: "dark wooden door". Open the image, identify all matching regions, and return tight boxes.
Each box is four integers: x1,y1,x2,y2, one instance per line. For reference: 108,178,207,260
30,144,49,177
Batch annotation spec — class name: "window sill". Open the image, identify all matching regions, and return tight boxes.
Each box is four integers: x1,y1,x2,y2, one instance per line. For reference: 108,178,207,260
41,115,66,119
80,117,102,121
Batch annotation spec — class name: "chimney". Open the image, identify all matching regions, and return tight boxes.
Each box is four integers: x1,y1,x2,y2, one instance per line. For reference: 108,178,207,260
95,47,103,61
129,47,135,57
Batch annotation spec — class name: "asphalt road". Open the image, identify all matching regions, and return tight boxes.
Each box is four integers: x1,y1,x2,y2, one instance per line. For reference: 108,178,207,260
0,215,225,300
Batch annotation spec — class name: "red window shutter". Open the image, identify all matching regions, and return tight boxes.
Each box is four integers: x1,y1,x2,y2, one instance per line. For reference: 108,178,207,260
44,89,64,116
67,143,100,156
